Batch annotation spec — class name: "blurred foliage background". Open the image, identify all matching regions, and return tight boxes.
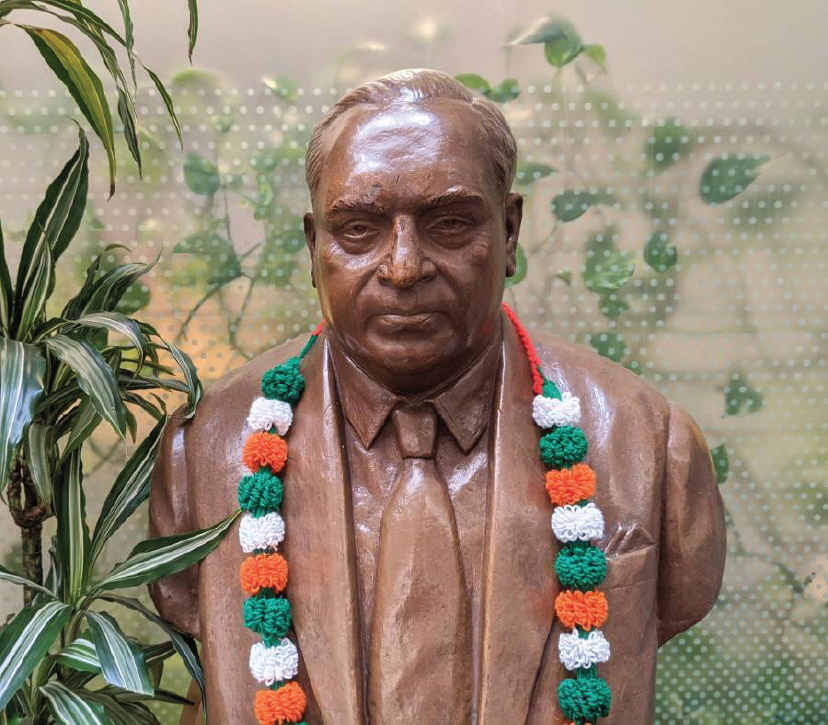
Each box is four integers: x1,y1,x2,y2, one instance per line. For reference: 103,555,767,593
1,2,825,722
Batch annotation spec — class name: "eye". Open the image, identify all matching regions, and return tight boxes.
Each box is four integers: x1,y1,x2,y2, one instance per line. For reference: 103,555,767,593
342,222,375,241
430,216,470,234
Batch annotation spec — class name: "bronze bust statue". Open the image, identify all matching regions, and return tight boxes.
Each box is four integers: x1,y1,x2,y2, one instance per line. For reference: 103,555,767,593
148,69,726,724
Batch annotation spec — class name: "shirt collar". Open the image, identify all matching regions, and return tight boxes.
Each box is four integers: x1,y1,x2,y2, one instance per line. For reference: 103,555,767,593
328,321,503,454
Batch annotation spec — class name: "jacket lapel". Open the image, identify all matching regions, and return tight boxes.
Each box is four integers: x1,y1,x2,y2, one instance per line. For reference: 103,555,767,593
478,314,558,722
283,332,364,724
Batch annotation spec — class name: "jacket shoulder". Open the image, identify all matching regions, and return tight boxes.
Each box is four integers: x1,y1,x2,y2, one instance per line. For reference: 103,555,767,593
530,329,670,420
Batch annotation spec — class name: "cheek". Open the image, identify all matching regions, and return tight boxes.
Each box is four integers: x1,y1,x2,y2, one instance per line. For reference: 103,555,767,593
442,237,503,293
315,239,376,311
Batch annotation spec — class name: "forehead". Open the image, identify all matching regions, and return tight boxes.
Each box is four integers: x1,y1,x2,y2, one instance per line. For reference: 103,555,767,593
315,99,500,211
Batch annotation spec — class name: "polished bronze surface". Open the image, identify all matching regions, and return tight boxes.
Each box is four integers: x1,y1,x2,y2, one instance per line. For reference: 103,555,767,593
148,69,726,724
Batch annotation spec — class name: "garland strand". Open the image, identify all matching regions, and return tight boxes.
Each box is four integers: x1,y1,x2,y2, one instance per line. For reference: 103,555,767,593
503,302,612,724
239,321,324,725
240,310,610,723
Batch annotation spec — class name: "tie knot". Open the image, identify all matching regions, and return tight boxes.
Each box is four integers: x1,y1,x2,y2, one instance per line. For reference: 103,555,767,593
391,403,437,458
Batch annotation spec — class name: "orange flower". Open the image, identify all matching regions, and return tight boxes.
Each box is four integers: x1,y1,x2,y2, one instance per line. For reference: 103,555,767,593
254,682,306,724
554,589,608,630
545,463,596,506
243,432,288,473
240,553,288,595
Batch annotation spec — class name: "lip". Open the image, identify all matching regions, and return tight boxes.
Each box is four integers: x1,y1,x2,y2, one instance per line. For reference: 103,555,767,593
373,311,441,327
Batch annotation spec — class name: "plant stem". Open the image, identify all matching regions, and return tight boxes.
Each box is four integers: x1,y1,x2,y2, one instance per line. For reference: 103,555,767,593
7,458,47,606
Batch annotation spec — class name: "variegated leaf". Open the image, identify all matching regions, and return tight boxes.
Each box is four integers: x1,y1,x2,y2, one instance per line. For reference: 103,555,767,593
89,416,165,566
55,636,100,673
0,599,72,710
85,611,152,695
95,510,238,591
40,681,109,724
0,339,46,493
44,332,126,437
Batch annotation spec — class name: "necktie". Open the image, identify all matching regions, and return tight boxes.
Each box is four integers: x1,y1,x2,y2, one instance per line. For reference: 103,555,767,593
368,403,473,723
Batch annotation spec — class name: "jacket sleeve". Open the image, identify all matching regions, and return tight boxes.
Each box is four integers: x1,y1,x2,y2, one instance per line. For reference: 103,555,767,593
147,405,201,640
657,401,726,646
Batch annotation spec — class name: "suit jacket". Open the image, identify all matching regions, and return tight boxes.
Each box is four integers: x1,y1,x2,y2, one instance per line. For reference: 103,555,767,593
148,311,726,724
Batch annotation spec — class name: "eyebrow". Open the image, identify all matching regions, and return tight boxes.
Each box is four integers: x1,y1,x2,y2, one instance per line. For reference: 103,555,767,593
325,189,486,217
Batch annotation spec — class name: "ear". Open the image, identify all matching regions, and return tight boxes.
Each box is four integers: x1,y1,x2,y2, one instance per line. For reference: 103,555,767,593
303,212,317,288
504,192,523,278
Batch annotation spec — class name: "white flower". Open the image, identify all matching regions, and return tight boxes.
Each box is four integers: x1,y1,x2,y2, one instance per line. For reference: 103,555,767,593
559,629,611,670
249,639,299,685
246,397,293,435
532,391,581,429
239,512,285,553
551,502,604,542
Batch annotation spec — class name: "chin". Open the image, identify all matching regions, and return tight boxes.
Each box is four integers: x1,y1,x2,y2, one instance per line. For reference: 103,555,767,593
362,332,462,379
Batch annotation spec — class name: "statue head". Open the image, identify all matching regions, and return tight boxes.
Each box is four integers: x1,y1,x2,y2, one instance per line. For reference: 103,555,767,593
303,68,523,394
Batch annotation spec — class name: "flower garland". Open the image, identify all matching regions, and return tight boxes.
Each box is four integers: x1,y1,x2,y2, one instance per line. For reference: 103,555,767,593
238,307,610,724
239,322,323,725
502,303,612,725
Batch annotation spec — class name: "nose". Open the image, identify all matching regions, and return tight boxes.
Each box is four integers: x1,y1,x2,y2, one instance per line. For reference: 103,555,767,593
377,216,436,289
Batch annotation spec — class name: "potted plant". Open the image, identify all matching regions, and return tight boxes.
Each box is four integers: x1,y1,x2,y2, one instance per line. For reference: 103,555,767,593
0,1,236,721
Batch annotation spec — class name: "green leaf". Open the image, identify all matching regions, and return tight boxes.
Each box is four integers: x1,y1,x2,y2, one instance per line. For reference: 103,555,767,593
0,220,13,334
183,152,219,196
0,599,72,710
583,227,635,294
140,327,202,418
551,190,601,222
454,73,490,93
90,416,165,566
64,312,147,362
555,270,572,285
12,235,54,343
0,563,54,598
25,422,52,510
514,161,556,186
73,689,155,725
582,43,607,71
44,333,126,437
485,78,520,103
56,449,89,603
94,510,239,591
55,636,101,673
62,396,101,459
511,16,581,53
588,332,626,363
117,90,141,173
85,611,153,695
710,443,729,484
643,231,678,272
645,118,694,173
597,293,629,320
20,27,116,195
114,0,136,86
723,371,763,416
40,681,110,724
143,66,182,148
67,258,156,319
9,114,87,286
100,594,205,715
700,154,770,204
505,244,527,288
187,0,198,60
0,339,46,492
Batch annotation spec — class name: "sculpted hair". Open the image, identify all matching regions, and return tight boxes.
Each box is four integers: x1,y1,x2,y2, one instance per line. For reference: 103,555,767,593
305,68,518,202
